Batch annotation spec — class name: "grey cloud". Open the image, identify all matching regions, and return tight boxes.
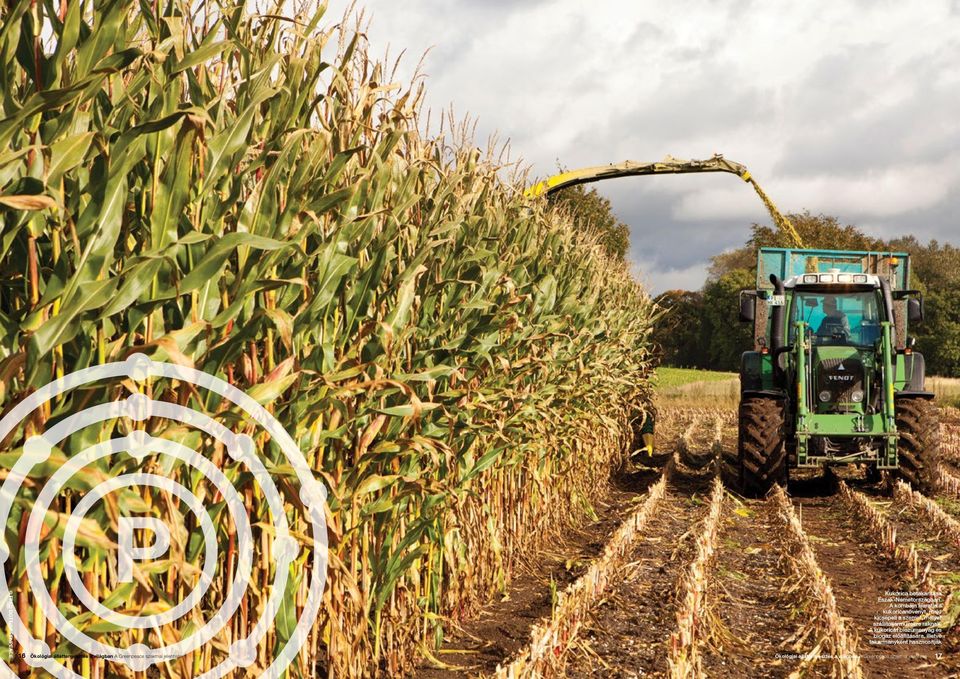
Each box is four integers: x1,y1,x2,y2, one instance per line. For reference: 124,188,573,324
860,189,960,245
623,21,666,47
777,41,960,176
599,179,764,273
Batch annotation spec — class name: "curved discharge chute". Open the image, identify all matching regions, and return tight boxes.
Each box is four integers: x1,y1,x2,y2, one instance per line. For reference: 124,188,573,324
526,154,804,248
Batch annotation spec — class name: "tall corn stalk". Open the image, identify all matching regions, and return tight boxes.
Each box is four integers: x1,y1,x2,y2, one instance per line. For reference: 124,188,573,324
0,1,658,676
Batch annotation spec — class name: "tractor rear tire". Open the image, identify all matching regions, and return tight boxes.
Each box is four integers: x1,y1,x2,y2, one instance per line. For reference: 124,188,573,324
895,397,940,494
737,396,787,497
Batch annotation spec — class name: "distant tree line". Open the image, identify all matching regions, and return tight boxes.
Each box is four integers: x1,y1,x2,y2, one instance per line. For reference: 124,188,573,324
653,212,960,377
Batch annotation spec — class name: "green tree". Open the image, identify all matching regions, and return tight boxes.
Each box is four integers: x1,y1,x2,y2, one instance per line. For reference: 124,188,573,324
652,289,708,367
917,289,960,376
549,184,630,261
888,237,960,375
888,237,960,290
707,246,755,280
701,268,756,371
709,212,885,280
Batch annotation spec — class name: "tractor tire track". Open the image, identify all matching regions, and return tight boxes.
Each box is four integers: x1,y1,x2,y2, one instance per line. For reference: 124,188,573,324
675,411,724,472
562,462,718,677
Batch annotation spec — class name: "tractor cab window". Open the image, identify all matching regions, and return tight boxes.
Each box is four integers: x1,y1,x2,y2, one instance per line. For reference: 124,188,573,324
789,290,883,346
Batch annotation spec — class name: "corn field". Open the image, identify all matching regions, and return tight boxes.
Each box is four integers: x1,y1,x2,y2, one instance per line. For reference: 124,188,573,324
0,1,657,677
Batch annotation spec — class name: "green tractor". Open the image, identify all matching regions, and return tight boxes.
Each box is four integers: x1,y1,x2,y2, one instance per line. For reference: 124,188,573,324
730,247,940,496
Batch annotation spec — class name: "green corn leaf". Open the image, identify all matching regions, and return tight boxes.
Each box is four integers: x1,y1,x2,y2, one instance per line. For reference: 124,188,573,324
171,39,231,74
46,132,95,186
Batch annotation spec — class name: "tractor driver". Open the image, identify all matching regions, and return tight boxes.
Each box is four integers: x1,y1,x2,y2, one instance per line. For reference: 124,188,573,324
817,296,850,341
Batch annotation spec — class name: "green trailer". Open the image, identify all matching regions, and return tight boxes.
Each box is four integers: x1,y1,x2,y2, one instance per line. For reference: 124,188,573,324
730,247,939,495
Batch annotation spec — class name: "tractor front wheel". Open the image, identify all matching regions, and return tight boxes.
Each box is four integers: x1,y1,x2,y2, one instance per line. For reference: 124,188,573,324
734,396,787,496
895,397,940,494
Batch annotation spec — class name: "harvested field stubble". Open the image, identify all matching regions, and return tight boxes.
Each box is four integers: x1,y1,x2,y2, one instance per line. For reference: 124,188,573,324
833,480,960,674
894,480,960,550
562,474,715,678
938,465,960,497
942,422,960,466
479,401,960,678
415,465,666,677
838,482,932,588
559,408,723,678
700,496,813,679
931,379,960,409
431,395,960,678
657,375,740,410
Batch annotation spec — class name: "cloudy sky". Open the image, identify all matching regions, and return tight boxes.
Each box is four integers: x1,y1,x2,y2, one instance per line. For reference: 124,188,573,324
325,0,960,293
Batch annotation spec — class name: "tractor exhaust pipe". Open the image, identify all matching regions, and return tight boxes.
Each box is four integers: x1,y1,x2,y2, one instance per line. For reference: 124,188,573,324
770,273,785,354
879,275,900,356
879,275,896,327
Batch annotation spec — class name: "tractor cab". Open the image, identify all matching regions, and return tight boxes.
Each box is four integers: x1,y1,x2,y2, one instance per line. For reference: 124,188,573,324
785,275,884,348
